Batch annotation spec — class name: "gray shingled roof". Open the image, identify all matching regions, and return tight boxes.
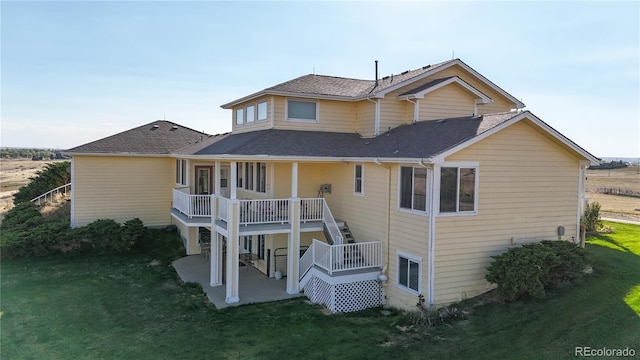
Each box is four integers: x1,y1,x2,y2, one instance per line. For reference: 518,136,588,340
221,60,456,107
66,121,210,154
191,112,520,159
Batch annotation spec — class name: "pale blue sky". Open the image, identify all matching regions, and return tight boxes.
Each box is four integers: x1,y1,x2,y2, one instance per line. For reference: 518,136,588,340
2,1,638,157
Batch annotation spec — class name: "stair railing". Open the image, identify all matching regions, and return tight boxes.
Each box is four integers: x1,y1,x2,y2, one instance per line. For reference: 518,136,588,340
31,183,71,206
322,200,343,245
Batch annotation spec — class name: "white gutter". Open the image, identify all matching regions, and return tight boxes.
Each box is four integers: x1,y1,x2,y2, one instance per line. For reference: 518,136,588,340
427,161,439,306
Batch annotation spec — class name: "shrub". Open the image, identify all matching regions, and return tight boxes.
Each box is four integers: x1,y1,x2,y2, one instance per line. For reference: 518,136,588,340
582,202,602,233
13,161,70,204
485,241,588,301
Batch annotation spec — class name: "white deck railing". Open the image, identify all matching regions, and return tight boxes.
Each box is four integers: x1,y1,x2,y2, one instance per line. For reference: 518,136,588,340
301,198,323,222
31,183,71,205
173,193,333,229
322,200,343,245
302,239,382,277
172,189,211,218
239,198,290,225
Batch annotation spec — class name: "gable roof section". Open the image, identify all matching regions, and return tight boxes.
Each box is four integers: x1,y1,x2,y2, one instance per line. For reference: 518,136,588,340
431,111,600,165
220,59,524,109
65,121,210,155
189,112,521,159
398,76,492,104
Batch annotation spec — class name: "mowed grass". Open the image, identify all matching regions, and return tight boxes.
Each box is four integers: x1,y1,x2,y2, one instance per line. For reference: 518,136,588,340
2,222,639,359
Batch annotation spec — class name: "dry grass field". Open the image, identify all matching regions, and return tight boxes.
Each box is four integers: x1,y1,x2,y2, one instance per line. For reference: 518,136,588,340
586,165,640,222
0,159,66,215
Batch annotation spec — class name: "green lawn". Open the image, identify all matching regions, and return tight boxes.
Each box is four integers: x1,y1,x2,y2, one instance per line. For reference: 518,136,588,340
2,222,639,359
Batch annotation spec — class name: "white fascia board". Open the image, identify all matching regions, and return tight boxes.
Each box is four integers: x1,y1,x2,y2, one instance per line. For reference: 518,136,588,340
374,59,525,108
431,111,600,164
398,76,492,104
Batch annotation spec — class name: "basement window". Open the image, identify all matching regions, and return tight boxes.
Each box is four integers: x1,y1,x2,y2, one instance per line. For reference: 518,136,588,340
397,251,421,294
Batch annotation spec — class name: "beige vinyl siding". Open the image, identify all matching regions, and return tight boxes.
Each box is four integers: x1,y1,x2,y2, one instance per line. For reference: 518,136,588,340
426,65,516,113
385,164,431,309
232,96,273,134
432,120,582,305
322,163,387,243
377,64,518,131
172,220,199,255
379,92,411,132
73,156,174,227
273,97,356,133
355,100,376,137
419,84,476,120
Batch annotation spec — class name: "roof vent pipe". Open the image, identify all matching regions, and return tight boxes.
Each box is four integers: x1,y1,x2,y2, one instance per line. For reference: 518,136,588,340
375,60,379,87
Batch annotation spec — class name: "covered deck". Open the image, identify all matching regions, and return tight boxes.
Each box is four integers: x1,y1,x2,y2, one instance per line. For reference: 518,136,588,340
172,255,303,309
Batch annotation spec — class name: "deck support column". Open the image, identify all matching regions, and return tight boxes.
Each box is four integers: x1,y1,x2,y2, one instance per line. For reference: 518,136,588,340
225,199,240,303
287,197,301,294
210,194,222,286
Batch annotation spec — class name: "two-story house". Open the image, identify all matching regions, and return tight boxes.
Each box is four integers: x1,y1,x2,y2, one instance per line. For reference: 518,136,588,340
65,58,599,312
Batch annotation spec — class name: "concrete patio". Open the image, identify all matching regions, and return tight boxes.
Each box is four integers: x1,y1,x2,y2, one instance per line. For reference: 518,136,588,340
172,255,303,309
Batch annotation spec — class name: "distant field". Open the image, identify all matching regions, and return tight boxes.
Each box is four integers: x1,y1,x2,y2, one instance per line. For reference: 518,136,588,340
586,166,640,222
0,159,65,214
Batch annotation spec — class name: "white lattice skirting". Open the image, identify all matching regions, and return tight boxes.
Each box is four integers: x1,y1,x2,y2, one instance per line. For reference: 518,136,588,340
303,272,382,313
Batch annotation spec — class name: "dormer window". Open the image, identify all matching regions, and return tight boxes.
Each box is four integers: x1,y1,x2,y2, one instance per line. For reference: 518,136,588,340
286,99,318,122
235,108,244,125
257,101,268,121
246,105,255,123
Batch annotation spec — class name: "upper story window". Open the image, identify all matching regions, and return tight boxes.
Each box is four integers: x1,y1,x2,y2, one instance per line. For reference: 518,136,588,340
257,101,268,121
400,166,427,212
286,99,318,122
246,105,255,123
354,163,363,195
176,159,187,185
244,162,254,190
236,162,243,188
235,108,244,125
440,166,478,214
256,162,266,193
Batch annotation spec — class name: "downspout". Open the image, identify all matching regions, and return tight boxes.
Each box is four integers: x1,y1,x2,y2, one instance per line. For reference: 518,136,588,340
418,158,436,307
367,96,380,136
374,158,391,303
405,98,419,122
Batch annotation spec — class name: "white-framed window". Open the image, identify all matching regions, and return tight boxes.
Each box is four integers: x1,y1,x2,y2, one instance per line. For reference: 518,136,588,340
439,165,478,214
243,236,253,253
236,108,244,125
257,101,268,121
256,162,266,193
176,159,187,185
399,166,427,212
397,251,421,294
246,105,255,123
245,162,254,190
354,163,363,195
257,234,265,260
286,99,318,122
236,162,243,188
